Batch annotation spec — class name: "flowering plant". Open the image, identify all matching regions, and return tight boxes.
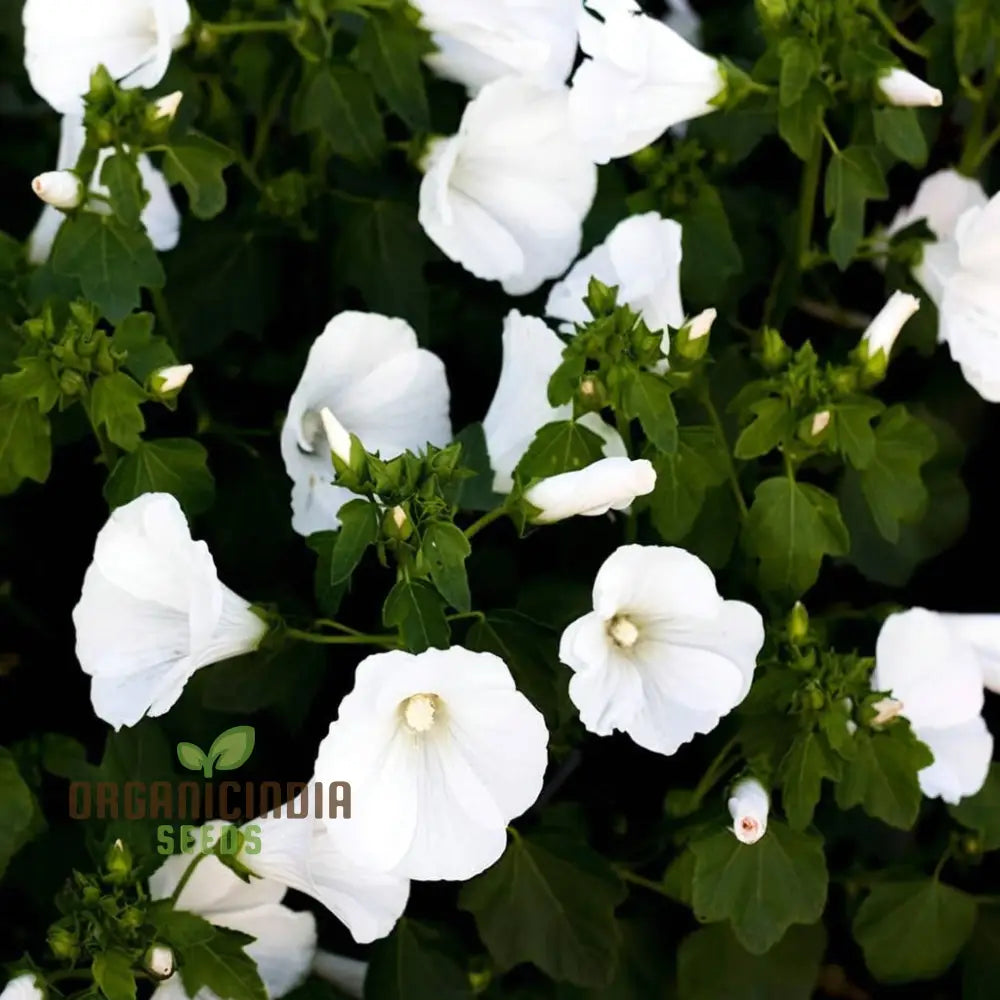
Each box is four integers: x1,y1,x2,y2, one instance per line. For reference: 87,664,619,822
3,0,1000,997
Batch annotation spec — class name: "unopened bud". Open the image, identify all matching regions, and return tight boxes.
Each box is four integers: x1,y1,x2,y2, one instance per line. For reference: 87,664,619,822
31,170,83,209
787,601,809,643
878,68,943,108
144,944,175,979
810,410,831,437
151,364,193,395
760,326,791,371
153,91,183,120
728,778,769,845
870,697,904,726
392,505,407,530
861,291,920,361
104,837,132,881
319,407,353,465
688,307,716,341
48,925,80,961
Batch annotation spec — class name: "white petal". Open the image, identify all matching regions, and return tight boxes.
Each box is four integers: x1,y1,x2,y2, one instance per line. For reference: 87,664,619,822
525,457,656,522
313,952,368,999
149,851,287,916
0,976,44,1000
917,717,993,804
938,614,1000,693
887,169,988,244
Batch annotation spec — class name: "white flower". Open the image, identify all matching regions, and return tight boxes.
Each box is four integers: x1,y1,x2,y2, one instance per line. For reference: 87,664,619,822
873,608,994,804
149,853,316,1000
418,76,597,295
662,0,701,45
877,68,943,108
72,493,268,730
886,168,988,306
861,291,920,358
569,0,725,164
314,646,549,881
31,169,83,209
23,0,191,115
524,457,656,523
938,613,1000,693
280,311,452,536
938,190,1000,402
152,364,192,394
0,975,44,1000
559,545,765,755
411,0,578,95
546,213,685,336
313,952,367,999
28,116,180,265
144,945,174,979
728,777,769,844
482,310,624,493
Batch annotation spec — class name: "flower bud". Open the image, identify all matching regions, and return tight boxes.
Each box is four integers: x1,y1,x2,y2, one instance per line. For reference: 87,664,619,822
104,837,132,882
860,291,920,362
870,696,904,726
144,944,175,979
48,925,80,961
727,777,769,844
319,407,352,465
810,411,831,437
877,68,943,108
153,91,183,121
760,326,791,371
787,601,809,644
151,364,193,395
31,170,83,209
59,370,86,398
688,307,716,341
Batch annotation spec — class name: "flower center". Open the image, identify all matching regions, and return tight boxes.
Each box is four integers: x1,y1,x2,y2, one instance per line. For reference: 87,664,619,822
740,817,758,836
402,693,440,733
607,615,639,649
297,409,324,454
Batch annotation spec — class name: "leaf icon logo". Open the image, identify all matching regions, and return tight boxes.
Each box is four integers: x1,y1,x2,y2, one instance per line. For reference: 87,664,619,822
176,725,256,778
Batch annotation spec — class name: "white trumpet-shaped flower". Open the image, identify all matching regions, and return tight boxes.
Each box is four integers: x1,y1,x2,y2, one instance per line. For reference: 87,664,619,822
23,0,190,115
149,852,316,1000
280,312,452,536
482,311,625,493
728,777,769,845
419,76,597,295
72,493,268,730
313,952,368,999
0,976,44,1000
28,116,180,265
873,608,994,804
547,213,685,338
569,0,725,164
877,68,943,108
861,291,920,359
411,0,578,94
560,545,765,755
314,646,549,881
525,457,656,523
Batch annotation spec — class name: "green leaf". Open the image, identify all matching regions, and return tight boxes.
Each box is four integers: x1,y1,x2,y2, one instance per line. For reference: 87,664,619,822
963,908,1000,1000
853,880,977,982
834,728,932,829
677,922,826,1000
858,405,937,542
92,950,137,1000
101,154,144,227
176,742,207,773
778,37,819,107
354,9,432,130
734,397,793,459
330,499,380,586
292,66,386,165
690,820,828,954
52,213,165,322
148,906,267,1000
365,919,473,1000
0,395,51,494
459,827,626,988
744,477,849,596
111,312,176,383
451,422,504,512
824,146,887,269
162,133,236,220
104,438,215,517
422,521,472,612
622,372,678,453
0,748,36,878
89,372,147,451
676,184,743,306
873,108,928,167
777,79,829,160
950,763,1000,850
831,397,884,469
383,578,450,653
208,725,256,773
515,420,606,482
648,426,728,543
0,357,62,413
779,731,841,830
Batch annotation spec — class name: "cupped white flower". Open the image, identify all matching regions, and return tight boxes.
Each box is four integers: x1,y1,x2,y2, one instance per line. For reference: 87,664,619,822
28,117,180,265
524,457,656,523
313,952,367,999
886,169,988,307
546,213,685,337
728,777,769,845
72,493,268,730
23,0,191,115
149,852,315,1000
569,0,724,164
861,290,920,358
314,646,549,881
0,975,44,1000
873,608,993,804
418,76,597,295
877,67,943,108
482,311,624,493
31,169,83,209
411,0,578,94
559,545,765,755
280,311,452,536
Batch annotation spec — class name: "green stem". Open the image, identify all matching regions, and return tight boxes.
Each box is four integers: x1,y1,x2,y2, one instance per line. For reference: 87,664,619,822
819,119,840,156
201,19,298,36
313,619,368,638
286,627,399,649
972,118,1000,171
169,851,207,905
960,67,999,176
615,868,673,897
615,411,638,543
150,286,180,354
251,69,294,169
932,845,953,881
797,130,824,271
85,400,118,470
866,1,929,58
464,506,508,540
688,735,740,812
446,610,485,624
701,393,748,521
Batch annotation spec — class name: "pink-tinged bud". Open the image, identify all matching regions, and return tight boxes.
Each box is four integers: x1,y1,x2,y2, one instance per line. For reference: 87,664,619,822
862,291,920,358
31,170,83,209
878,68,943,108
728,777,769,844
